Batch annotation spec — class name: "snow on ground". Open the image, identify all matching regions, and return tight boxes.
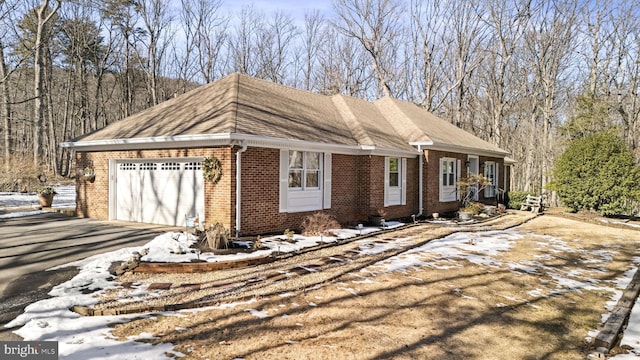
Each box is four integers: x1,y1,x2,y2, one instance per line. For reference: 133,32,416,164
3,189,640,358
0,185,76,218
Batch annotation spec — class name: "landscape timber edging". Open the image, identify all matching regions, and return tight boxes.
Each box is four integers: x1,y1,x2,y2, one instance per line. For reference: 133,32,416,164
593,266,640,352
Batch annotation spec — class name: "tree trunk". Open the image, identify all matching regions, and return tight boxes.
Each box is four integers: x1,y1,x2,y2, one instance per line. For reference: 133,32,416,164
32,0,60,167
0,40,11,171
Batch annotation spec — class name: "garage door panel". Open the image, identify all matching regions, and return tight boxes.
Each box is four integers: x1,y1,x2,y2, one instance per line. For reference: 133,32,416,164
115,160,204,226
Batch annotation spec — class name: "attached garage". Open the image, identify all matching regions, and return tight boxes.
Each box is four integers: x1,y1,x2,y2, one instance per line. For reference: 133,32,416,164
111,159,205,226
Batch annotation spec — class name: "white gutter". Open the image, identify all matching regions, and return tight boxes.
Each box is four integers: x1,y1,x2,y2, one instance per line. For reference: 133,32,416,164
417,145,424,217
61,133,420,157
235,140,248,238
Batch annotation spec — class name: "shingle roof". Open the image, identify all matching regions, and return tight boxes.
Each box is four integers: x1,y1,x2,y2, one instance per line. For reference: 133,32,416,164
73,73,508,156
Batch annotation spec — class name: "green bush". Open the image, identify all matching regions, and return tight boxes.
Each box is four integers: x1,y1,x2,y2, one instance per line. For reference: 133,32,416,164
507,191,529,210
549,131,640,216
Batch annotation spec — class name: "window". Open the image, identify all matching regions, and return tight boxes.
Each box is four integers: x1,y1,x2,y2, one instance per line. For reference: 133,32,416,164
442,159,455,187
288,151,320,190
439,158,458,202
484,161,498,197
384,157,406,206
388,158,399,187
280,150,331,213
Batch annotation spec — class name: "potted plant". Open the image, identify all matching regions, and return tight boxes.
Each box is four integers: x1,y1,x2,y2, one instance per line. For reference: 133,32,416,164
36,186,57,207
457,174,492,221
368,208,387,227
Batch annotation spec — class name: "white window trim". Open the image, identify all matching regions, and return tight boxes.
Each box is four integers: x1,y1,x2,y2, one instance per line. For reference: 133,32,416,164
279,150,332,213
384,157,407,207
439,157,458,202
484,161,499,198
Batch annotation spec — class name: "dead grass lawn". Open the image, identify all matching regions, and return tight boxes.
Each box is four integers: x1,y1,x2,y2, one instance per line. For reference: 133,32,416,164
112,215,640,359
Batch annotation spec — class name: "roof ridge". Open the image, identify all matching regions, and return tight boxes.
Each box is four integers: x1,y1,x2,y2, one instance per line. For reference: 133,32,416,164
374,97,432,143
233,72,326,98
331,95,375,146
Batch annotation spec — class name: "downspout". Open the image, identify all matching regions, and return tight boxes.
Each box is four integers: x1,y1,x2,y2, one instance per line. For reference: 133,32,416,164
235,140,247,238
417,145,424,217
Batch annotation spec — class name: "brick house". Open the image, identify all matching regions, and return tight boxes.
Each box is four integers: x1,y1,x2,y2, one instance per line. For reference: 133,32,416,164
61,73,511,235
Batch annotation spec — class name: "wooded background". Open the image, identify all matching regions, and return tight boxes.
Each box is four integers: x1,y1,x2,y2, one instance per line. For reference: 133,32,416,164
0,0,638,195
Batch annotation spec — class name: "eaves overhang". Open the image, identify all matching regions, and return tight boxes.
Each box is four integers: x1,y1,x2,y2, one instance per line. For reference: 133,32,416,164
409,141,511,159
60,133,420,157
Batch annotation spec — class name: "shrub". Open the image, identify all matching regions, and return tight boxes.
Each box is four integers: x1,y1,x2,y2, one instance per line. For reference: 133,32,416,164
203,223,230,250
507,191,529,210
461,202,484,215
300,212,341,236
549,131,640,216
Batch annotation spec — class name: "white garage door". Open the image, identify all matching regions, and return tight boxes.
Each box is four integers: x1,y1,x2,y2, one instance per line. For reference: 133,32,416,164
115,159,204,226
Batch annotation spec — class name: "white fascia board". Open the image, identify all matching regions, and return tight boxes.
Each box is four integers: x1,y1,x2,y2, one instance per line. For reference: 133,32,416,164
61,132,419,157
411,141,510,158
60,133,234,151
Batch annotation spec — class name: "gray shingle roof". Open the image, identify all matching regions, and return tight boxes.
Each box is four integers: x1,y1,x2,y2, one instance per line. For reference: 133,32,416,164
73,73,508,156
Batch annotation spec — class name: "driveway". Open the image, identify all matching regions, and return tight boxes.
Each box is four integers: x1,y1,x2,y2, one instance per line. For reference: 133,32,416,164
0,212,169,340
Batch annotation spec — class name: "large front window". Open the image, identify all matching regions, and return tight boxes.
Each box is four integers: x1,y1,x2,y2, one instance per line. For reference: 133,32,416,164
288,151,320,189
280,150,330,213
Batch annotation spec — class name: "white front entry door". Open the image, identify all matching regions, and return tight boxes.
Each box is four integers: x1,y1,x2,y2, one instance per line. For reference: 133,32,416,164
115,159,204,226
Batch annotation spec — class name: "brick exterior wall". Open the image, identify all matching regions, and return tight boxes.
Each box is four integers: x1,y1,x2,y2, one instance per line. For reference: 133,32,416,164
78,145,504,235
422,150,506,217
238,150,420,235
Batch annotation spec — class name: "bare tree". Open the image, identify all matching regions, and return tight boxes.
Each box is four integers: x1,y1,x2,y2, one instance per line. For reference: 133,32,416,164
515,0,576,193
405,0,450,111
333,0,404,98
478,0,533,147
101,0,139,119
135,0,173,106
178,0,228,84
607,5,640,156
32,0,60,166
228,5,262,76
317,27,372,97
447,0,487,130
301,9,325,91
255,11,299,84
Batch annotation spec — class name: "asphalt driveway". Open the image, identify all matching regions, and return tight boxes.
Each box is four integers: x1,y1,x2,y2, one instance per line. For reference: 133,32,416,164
0,212,169,340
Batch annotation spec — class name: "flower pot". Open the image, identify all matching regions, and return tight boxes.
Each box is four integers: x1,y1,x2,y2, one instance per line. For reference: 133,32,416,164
38,193,54,207
432,212,439,219
458,211,473,221
368,215,385,226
